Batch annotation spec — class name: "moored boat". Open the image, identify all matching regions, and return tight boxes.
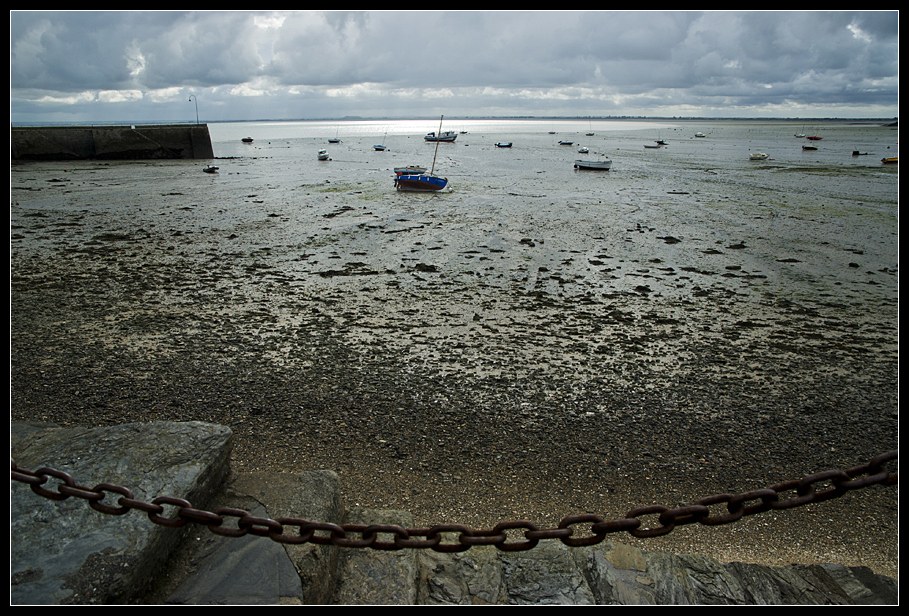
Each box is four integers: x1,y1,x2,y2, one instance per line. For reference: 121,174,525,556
397,115,450,192
577,146,589,153
318,149,330,161
749,152,769,161
881,156,898,165
574,158,612,171
374,130,388,151
394,166,427,175
424,130,457,142
494,142,513,148
802,145,818,151
203,164,219,173
394,173,448,191
241,137,253,143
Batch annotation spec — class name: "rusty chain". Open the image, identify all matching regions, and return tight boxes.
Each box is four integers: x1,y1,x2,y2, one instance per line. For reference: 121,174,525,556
10,450,897,553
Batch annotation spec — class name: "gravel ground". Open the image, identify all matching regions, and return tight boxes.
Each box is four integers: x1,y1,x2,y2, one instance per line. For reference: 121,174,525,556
10,153,899,578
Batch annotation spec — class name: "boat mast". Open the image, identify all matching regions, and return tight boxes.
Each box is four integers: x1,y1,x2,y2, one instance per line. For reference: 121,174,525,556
430,114,443,175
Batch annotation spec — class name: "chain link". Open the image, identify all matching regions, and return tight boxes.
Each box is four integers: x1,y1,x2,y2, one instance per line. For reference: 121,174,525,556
9,450,897,553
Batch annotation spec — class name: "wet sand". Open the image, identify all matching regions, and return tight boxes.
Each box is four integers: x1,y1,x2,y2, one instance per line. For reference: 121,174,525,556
10,122,899,577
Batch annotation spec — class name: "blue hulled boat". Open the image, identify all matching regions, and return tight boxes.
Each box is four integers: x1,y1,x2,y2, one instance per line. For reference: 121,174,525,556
395,115,450,192
394,173,448,191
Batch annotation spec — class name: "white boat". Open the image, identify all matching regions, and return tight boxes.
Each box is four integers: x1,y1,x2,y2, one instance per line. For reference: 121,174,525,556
394,166,427,175
695,132,706,138
574,158,612,171
577,146,589,153
749,152,769,161
318,149,330,161
424,130,457,142
495,142,513,148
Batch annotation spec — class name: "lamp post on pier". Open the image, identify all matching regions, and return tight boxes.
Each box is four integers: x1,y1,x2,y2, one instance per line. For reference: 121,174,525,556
188,94,199,124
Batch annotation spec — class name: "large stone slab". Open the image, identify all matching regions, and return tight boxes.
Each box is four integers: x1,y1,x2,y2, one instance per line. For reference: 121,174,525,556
162,470,343,605
10,421,232,604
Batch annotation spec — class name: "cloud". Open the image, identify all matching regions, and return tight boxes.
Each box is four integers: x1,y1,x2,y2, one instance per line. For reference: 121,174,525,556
10,10,899,123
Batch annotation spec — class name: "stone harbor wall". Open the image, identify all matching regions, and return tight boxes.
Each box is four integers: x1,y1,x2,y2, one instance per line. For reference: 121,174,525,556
9,421,898,605
11,124,214,160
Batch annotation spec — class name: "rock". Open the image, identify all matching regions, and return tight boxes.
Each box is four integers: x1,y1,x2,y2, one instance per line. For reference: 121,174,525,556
9,421,898,605
333,508,419,604
10,421,232,605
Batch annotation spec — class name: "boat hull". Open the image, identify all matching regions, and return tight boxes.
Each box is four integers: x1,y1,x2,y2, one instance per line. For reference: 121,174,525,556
395,174,448,191
574,159,612,170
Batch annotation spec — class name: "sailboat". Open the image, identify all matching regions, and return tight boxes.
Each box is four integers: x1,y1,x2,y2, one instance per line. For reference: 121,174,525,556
395,115,449,192
373,130,388,151
328,126,341,143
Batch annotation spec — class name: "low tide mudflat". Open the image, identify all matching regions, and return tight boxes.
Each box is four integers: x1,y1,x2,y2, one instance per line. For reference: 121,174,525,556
10,119,899,576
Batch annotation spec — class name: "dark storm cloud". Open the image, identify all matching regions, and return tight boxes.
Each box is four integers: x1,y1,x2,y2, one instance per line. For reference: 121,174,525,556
10,10,899,123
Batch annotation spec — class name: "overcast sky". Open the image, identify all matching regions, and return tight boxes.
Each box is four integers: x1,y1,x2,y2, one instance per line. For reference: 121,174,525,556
10,10,900,124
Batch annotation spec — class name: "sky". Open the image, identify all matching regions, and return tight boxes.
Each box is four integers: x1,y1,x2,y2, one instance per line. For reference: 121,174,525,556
9,10,900,124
